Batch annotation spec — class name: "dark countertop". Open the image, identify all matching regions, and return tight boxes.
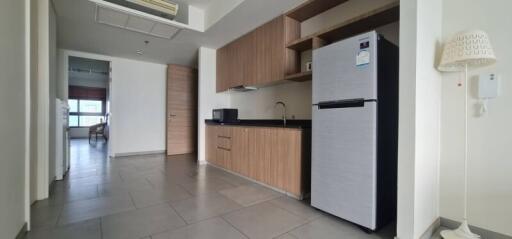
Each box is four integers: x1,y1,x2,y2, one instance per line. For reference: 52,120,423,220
205,119,311,129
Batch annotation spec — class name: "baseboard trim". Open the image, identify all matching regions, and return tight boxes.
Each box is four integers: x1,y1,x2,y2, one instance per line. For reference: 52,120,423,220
419,218,441,239
112,150,166,157
15,223,27,239
440,217,511,239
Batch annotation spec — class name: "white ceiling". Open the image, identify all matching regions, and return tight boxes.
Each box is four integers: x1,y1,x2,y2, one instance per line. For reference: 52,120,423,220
182,0,214,9
53,0,304,66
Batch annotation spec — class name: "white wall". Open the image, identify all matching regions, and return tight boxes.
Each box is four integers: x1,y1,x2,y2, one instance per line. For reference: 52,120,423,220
230,0,399,120
48,1,58,185
396,0,443,238
35,0,51,200
204,0,244,29
440,0,512,236
230,81,312,119
29,0,40,204
0,0,28,237
111,57,167,155
58,50,167,157
198,47,231,163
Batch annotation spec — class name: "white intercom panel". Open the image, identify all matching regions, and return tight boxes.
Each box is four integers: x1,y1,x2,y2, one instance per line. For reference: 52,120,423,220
478,73,500,99
477,73,500,116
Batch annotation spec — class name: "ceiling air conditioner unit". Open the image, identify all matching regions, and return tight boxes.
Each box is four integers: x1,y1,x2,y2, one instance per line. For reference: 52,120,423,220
102,0,179,21
126,0,178,18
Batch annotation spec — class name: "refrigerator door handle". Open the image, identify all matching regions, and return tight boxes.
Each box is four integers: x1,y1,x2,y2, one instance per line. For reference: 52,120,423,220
314,99,376,109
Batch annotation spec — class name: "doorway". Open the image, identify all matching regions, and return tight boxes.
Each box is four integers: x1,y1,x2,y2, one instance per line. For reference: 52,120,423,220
67,56,111,170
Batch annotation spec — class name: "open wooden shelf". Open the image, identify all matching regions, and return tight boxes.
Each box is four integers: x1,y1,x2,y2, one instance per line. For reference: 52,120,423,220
285,71,312,82
317,1,399,42
285,2,399,52
285,0,349,22
287,38,313,51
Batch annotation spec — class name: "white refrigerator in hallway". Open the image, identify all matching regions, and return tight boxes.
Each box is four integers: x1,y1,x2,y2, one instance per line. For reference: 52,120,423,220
55,99,70,180
311,31,399,231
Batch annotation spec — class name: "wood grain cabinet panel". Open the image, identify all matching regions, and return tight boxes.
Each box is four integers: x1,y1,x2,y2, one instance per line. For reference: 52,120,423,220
231,127,249,176
205,125,218,165
216,16,300,92
205,125,307,198
166,65,197,155
248,128,271,183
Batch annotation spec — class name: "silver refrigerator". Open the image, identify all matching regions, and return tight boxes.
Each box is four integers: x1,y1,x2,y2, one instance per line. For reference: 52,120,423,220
311,31,398,231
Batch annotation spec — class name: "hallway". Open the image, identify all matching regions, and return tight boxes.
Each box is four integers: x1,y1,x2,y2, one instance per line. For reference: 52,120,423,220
26,139,396,239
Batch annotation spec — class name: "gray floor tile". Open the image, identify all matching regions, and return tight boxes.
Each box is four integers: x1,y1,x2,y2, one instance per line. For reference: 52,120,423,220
130,185,193,208
171,193,243,224
58,195,135,225
25,219,101,239
268,197,322,221
30,204,63,229
179,177,236,196
98,179,154,197
223,202,308,239
32,139,383,239
219,184,282,207
101,204,186,239
33,184,99,209
65,174,123,188
288,215,395,239
212,171,253,186
147,173,198,188
275,234,298,239
152,218,247,239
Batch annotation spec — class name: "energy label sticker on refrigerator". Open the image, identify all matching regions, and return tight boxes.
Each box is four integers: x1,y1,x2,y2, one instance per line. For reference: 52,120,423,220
356,50,370,67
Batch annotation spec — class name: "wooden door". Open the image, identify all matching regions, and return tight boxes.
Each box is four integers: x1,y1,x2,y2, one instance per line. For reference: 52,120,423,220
166,65,198,155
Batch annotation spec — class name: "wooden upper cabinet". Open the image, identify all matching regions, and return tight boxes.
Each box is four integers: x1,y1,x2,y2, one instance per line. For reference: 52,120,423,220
216,16,300,92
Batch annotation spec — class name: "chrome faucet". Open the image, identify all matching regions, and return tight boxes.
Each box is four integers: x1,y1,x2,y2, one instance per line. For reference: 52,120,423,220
275,101,287,127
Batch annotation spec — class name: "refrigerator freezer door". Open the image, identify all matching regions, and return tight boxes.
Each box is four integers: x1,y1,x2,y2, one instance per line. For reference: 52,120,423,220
312,31,378,103
311,102,378,229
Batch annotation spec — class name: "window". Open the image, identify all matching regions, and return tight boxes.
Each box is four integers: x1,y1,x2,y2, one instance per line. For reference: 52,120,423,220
69,99,105,127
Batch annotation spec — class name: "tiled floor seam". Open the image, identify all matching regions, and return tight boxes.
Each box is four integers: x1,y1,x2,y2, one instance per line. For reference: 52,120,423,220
267,197,321,223
99,217,104,239
219,216,251,239
167,201,191,226
272,219,310,239
53,203,65,227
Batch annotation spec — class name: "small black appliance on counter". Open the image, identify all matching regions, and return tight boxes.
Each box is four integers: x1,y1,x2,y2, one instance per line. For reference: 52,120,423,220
212,109,238,123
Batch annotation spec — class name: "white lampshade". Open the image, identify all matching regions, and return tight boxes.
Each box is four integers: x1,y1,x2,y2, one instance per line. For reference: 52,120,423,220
438,30,496,72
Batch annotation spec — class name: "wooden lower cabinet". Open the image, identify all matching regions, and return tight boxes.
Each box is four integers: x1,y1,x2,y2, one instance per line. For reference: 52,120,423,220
205,125,217,165
205,124,307,198
231,127,249,176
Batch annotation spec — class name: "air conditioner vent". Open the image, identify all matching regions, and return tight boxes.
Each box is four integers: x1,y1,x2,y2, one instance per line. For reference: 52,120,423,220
104,0,178,21
95,3,182,40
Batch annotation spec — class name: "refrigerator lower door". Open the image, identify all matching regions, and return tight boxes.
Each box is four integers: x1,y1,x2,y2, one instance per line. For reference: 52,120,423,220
311,101,378,229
